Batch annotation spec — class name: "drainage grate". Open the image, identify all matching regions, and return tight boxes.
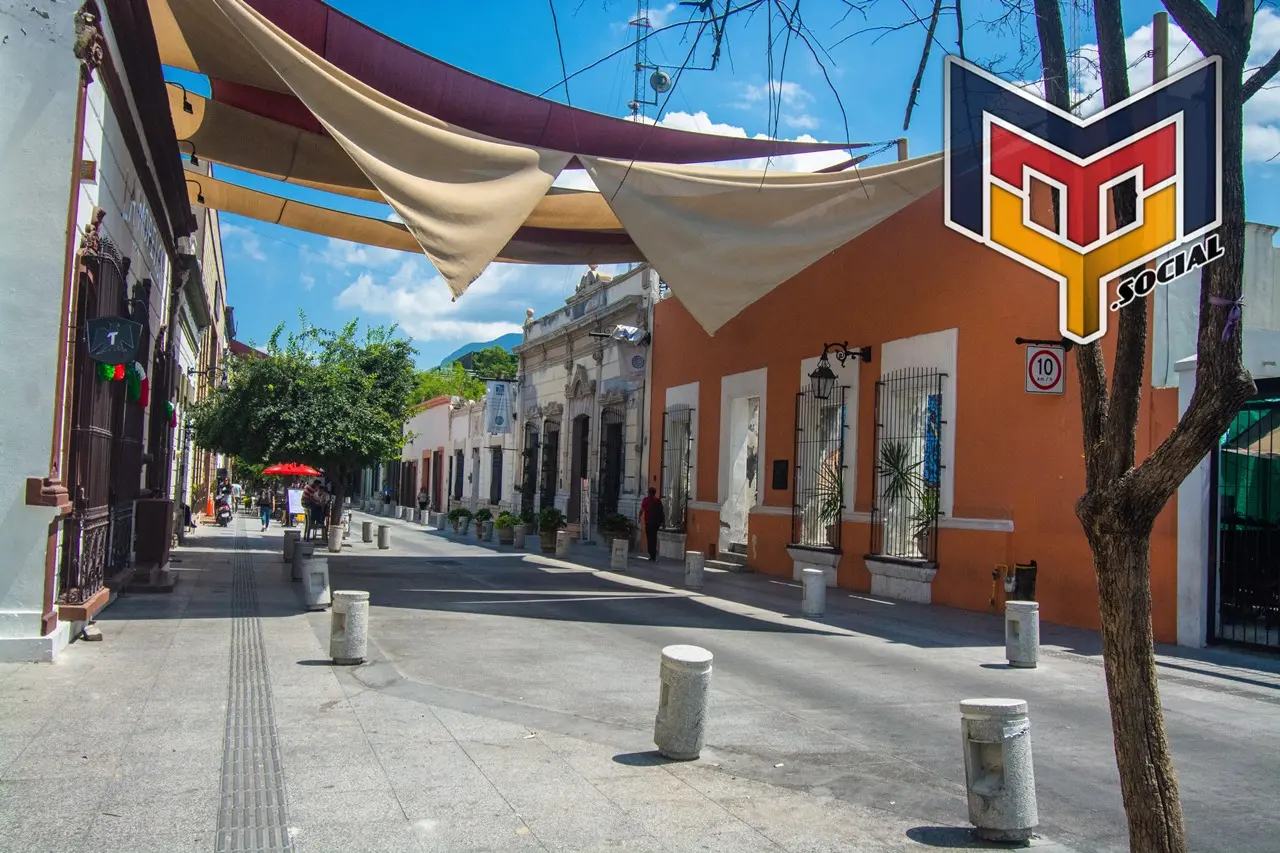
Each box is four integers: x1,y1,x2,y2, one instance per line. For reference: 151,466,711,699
215,521,294,852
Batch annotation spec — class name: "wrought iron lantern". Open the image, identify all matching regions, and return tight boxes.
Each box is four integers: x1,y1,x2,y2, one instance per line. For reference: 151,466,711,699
808,342,872,399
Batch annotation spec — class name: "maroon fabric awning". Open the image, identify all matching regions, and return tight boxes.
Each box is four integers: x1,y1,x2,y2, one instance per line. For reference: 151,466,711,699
158,0,863,164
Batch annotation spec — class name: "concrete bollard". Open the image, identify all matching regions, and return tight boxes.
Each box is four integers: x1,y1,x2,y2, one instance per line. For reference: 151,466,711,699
1004,601,1040,668
513,525,526,549
555,530,571,556
291,542,314,582
377,524,391,550
654,644,713,760
684,551,704,590
527,529,543,553
283,529,301,562
327,525,343,553
361,520,373,543
330,590,370,665
960,699,1038,842
801,568,826,617
611,538,629,570
302,553,331,611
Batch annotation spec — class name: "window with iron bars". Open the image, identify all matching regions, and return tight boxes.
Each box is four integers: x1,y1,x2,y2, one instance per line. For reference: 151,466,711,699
541,423,561,510
870,367,947,562
659,406,694,532
453,450,465,500
791,386,848,551
489,447,503,505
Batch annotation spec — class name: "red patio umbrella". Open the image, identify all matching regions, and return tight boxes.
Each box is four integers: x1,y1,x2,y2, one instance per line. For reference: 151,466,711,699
262,462,322,477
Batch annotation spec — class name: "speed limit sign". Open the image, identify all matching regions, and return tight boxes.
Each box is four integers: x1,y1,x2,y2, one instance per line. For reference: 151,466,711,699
1025,345,1065,394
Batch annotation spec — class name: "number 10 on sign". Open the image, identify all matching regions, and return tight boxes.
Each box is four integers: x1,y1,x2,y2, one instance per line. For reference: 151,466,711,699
1025,345,1065,395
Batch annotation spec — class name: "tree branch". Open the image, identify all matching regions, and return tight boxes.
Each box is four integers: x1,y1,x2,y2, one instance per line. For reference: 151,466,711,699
1243,48,1280,99
1159,0,1237,61
1095,0,1147,484
903,0,945,129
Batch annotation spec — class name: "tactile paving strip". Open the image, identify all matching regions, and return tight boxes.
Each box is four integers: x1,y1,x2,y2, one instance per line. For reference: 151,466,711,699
215,521,294,852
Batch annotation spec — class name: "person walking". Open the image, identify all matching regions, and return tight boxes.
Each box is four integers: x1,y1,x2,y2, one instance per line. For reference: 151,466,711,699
256,487,274,531
639,487,665,561
417,486,429,512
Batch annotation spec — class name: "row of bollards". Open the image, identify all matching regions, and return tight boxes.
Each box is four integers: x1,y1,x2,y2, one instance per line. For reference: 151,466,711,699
290,508,1040,843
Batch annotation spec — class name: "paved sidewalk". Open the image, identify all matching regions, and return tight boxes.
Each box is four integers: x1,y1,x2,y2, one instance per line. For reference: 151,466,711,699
2,508,1276,853
0,515,998,853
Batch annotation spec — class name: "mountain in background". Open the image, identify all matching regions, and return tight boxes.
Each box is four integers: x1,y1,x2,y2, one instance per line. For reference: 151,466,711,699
437,332,521,368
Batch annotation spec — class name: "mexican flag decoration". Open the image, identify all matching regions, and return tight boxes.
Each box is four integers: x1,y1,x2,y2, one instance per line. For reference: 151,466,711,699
166,400,177,428
124,362,142,403
96,362,114,382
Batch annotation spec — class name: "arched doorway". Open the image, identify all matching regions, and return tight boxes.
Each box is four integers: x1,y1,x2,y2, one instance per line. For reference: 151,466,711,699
540,420,560,510
567,414,590,522
598,406,625,517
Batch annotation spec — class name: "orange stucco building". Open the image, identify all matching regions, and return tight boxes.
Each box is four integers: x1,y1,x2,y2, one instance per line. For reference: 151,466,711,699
645,187,1183,642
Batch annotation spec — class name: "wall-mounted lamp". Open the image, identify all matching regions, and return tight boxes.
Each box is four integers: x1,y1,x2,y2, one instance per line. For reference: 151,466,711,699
808,341,873,399
178,139,199,167
167,81,195,114
1014,336,1074,353
185,178,204,205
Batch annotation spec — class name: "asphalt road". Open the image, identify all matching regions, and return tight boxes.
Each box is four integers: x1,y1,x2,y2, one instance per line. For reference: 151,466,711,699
329,516,1280,853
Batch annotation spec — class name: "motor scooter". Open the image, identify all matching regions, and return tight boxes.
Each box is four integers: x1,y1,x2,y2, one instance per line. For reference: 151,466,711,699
215,496,233,527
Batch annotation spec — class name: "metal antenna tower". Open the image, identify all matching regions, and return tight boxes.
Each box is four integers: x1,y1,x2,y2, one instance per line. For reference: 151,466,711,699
628,0,652,120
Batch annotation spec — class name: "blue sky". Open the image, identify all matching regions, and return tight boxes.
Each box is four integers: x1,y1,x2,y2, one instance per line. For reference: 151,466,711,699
165,0,1280,367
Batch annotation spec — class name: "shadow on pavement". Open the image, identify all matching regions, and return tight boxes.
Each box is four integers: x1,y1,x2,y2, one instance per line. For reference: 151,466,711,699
905,826,1030,849
325,553,844,636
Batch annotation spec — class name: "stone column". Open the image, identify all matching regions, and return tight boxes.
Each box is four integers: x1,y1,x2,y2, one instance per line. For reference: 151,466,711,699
654,644,713,760
610,538,629,570
283,530,301,562
960,698,1037,842
361,521,373,543
377,525,391,550
801,568,825,617
291,542,313,582
302,553,331,611
1004,601,1040,668
684,551,704,591
330,590,370,665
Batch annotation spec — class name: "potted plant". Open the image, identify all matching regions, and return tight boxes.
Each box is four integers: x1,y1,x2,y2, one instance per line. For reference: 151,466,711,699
877,439,931,559
519,508,537,537
537,507,567,552
815,457,843,548
910,489,941,560
447,507,472,534
495,511,519,545
598,512,635,547
474,508,493,540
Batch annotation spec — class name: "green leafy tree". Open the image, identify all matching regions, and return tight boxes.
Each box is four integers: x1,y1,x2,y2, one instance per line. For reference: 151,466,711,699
191,319,418,524
466,346,518,380
415,361,485,402
234,458,267,490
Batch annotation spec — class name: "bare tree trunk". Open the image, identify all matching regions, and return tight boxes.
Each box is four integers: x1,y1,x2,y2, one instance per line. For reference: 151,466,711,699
1082,515,1188,852
329,463,347,527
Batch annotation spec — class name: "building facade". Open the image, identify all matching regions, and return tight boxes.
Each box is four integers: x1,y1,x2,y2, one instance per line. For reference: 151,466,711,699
445,397,521,516
0,1,199,660
400,396,451,511
514,264,657,536
646,188,1198,644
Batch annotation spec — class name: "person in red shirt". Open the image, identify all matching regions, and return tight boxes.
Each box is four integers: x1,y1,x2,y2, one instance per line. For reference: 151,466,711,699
639,487,666,561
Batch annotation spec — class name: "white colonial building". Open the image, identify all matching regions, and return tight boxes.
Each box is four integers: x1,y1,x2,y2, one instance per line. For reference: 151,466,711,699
446,394,521,515
514,264,659,537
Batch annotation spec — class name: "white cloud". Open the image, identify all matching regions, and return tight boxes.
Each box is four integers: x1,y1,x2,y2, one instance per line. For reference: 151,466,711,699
1021,9,1280,164
300,273,316,291
385,210,403,223
613,2,677,32
333,255,612,343
625,110,851,171
736,79,819,131
220,222,266,262
324,237,403,268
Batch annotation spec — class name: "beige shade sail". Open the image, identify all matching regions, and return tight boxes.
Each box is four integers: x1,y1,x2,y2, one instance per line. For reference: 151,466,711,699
581,153,946,335
205,0,574,295
187,175,643,265
168,87,625,231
